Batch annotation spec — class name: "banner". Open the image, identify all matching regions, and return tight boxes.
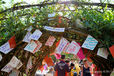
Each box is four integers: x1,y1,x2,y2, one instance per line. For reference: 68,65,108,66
66,41,81,55
82,35,98,50
1,56,22,73
45,36,56,47
29,29,42,40
0,54,2,61
55,38,69,54
97,48,109,59
44,26,65,32
109,45,114,58
23,32,32,43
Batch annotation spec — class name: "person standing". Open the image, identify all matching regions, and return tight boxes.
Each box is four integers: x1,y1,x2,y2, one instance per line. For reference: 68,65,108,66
54,55,70,76
81,59,91,76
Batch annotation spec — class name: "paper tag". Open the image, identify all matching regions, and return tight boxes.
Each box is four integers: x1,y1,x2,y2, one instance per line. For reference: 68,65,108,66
23,32,32,43
29,29,42,40
82,35,98,50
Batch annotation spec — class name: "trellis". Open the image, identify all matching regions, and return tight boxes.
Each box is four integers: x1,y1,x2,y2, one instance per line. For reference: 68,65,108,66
0,0,114,76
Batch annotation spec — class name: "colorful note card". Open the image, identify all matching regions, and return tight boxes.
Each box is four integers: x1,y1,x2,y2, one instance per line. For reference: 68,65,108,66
45,36,56,47
82,35,98,50
109,45,114,58
97,48,109,59
54,53,61,59
55,38,69,54
23,32,32,43
9,56,20,68
33,41,42,53
1,56,22,73
24,40,37,53
77,48,85,60
0,42,13,54
1,63,13,73
66,41,81,55
44,26,65,32
29,29,42,40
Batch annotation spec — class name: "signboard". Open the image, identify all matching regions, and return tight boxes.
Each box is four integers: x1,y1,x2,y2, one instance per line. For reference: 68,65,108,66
97,48,109,59
82,35,98,50
23,32,32,43
0,42,13,54
29,29,42,40
44,26,65,32
45,36,56,47
55,38,69,54
66,41,81,55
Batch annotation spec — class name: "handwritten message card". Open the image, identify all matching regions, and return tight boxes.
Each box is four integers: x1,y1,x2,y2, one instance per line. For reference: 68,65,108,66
97,48,109,59
29,29,42,40
56,38,69,54
45,36,56,47
66,41,81,55
82,35,98,50
23,32,32,43
0,42,13,54
24,40,37,53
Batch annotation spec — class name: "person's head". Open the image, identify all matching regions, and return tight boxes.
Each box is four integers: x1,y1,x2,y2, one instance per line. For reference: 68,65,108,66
70,63,75,69
65,60,70,65
61,55,65,60
83,59,88,65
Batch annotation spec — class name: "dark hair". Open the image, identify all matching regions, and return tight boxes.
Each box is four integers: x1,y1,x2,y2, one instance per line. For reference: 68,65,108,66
61,55,65,59
70,63,74,67
83,59,87,63
65,60,70,63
